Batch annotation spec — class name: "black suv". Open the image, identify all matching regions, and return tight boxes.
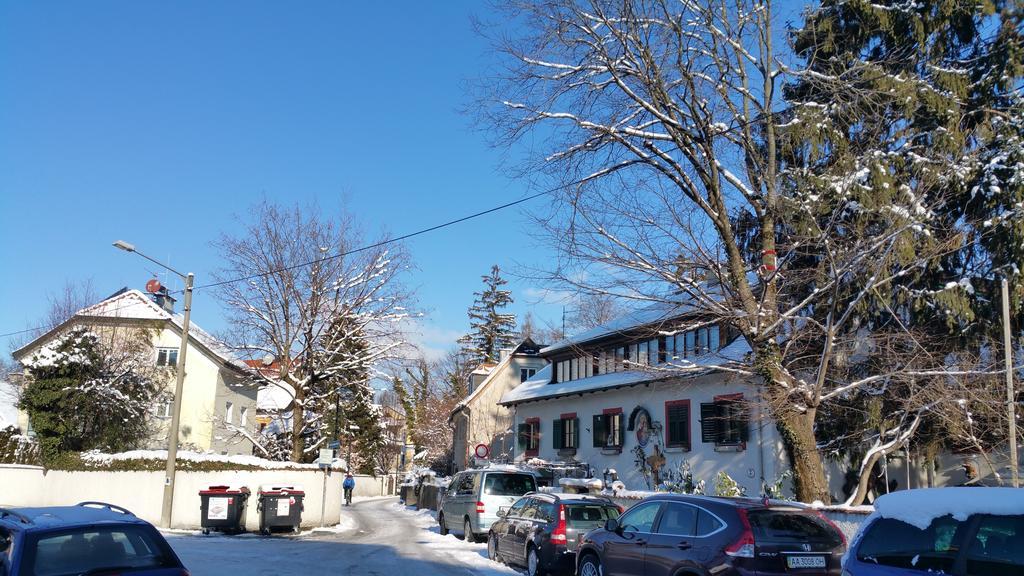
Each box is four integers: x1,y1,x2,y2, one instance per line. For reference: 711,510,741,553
576,494,846,576
487,492,621,576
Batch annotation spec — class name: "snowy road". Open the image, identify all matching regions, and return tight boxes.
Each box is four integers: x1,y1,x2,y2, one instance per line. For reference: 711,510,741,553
168,497,521,576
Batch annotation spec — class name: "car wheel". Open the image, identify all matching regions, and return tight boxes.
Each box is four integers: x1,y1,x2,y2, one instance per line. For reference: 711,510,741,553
464,518,478,543
578,553,601,576
488,532,502,563
527,545,546,576
439,513,449,536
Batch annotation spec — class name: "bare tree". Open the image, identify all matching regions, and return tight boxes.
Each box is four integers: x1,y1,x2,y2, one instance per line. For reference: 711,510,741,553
214,202,412,462
480,0,1011,501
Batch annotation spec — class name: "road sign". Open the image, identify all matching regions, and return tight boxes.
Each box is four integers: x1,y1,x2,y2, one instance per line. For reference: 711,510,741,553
474,444,490,459
328,440,341,450
318,448,334,468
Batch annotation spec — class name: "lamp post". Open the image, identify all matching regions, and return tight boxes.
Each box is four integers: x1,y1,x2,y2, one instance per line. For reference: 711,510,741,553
113,240,194,528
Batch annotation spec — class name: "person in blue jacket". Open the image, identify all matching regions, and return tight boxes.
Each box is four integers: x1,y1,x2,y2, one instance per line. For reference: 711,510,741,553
343,472,355,506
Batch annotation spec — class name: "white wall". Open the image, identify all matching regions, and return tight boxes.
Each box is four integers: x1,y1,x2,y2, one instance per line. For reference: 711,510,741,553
510,372,788,497
0,465,389,529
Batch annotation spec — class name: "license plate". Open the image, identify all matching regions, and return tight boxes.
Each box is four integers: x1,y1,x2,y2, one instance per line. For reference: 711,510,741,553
787,556,826,569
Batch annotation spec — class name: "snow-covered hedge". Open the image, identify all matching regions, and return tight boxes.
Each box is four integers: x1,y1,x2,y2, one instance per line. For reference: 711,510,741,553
0,426,41,466
40,449,348,472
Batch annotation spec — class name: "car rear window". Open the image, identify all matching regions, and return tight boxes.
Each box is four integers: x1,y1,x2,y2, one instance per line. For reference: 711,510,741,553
483,473,537,496
24,525,178,576
965,514,1024,576
748,509,842,546
856,515,964,573
565,504,619,527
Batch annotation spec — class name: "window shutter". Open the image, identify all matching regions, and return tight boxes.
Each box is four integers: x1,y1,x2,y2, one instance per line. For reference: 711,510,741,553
666,402,690,449
738,404,750,443
552,418,564,449
593,414,606,448
700,402,721,444
615,414,625,446
518,423,530,449
572,417,580,449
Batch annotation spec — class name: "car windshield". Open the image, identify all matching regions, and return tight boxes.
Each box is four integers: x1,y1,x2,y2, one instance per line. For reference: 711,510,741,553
748,509,842,546
566,504,619,528
25,525,177,576
856,515,964,573
483,473,536,496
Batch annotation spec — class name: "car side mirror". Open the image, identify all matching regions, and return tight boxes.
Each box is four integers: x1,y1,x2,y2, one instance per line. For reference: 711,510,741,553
497,506,510,518
605,518,621,533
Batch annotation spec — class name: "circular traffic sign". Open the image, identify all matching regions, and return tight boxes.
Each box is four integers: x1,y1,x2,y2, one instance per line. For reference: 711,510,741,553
474,444,490,459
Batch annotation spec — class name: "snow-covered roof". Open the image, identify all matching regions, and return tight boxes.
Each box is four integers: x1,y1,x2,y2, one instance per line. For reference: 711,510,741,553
541,300,697,355
0,380,18,429
257,380,296,412
501,337,751,405
14,289,251,373
451,339,547,417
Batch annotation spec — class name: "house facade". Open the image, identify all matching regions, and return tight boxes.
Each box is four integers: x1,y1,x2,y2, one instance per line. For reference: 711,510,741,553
450,339,548,472
500,304,792,497
12,288,258,455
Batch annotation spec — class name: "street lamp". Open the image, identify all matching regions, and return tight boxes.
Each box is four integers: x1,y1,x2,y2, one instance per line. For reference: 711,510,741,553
113,240,195,528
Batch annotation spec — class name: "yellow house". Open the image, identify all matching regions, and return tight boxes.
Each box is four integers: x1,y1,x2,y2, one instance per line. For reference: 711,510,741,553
12,288,258,455
449,339,548,471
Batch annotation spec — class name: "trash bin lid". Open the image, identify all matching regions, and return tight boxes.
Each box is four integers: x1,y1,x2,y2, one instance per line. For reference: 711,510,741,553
199,484,250,495
258,483,305,496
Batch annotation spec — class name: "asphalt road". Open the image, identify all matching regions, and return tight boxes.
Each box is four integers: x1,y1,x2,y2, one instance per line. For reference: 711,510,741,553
168,497,517,576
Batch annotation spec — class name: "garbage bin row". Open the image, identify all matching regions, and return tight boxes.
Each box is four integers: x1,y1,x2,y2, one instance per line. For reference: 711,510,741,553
199,483,305,536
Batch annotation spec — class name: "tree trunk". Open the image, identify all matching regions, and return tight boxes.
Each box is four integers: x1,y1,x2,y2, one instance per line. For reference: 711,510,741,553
754,341,831,503
776,408,831,504
291,385,305,463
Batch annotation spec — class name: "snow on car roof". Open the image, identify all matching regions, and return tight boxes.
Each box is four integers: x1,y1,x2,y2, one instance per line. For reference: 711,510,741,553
874,487,1024,530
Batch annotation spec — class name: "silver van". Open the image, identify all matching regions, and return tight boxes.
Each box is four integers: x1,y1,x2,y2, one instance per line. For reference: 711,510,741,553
439,469,538,542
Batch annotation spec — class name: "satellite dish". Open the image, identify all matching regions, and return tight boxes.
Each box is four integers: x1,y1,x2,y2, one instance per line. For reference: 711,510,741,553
145,278,162,294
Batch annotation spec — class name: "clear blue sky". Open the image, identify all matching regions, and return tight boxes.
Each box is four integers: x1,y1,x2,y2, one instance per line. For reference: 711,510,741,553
0,1,567,361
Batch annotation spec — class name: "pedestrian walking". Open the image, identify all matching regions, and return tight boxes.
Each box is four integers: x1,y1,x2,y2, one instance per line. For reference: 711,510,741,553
343,472,355,506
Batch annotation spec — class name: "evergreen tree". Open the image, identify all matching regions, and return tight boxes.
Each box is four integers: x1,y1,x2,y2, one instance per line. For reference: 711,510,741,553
19,327,161,459
460,265,517,362
777,0,1024,500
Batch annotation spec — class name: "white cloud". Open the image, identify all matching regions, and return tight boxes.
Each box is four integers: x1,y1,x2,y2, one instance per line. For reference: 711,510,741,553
400,318,464,361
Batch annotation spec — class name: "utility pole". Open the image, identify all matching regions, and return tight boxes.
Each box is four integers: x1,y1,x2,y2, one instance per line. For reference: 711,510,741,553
113,240,194,528
1002,278,1018,488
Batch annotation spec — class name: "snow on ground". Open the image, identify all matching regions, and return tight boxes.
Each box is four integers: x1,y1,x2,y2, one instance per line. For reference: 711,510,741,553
167,497,520,576
390,503,520,575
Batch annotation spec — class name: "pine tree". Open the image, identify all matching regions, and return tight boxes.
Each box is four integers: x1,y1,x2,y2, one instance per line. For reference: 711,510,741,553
460,265,517,362
779,0,1024,501
19,327,161,459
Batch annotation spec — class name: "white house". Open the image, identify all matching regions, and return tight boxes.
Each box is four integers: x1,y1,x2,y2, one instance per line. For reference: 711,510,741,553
12,288,259,455
500,301,796,497
450,339,548,471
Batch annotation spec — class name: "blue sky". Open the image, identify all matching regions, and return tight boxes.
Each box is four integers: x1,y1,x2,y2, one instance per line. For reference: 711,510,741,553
0,1,568,361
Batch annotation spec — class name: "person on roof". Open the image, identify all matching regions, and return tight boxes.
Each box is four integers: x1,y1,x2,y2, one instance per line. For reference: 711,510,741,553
343,472,355,506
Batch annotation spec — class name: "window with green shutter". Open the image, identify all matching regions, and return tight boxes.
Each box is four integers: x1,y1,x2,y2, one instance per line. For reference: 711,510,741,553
665,400,691,449
552,418,564,449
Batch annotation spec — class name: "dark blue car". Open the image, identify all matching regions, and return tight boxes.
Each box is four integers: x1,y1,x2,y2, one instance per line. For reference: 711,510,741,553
0,502,189,576
843,488,1024,576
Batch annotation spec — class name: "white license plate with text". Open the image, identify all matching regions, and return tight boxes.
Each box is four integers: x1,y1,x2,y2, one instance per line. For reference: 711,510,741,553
786,555,826,569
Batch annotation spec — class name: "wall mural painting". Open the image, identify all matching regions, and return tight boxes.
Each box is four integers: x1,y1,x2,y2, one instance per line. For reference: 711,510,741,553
628,406,666,489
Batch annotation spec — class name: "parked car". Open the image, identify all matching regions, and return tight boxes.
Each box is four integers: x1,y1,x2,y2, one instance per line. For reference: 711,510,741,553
486,492,622,576
439,468,539,543
576,494,846,576
0,501,189,576
843,487,1024,576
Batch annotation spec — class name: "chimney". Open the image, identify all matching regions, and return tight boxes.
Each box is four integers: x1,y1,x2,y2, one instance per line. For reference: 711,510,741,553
152,287,176,314
499,348,512,362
